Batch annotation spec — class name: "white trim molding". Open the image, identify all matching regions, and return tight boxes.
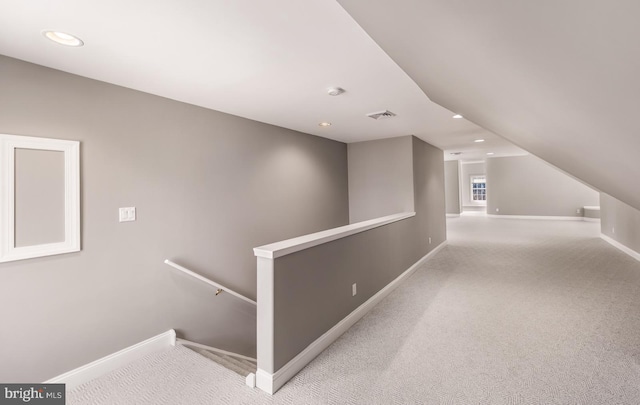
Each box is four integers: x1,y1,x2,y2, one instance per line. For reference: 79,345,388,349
583,206,601,221
487,214,584,221
0,134,80,263
44,330,176,389
255,241,447,395
254,212,415,259
583,217,601,223
446,213,461,218
601,233,640,262
246,373,256,388
256,256,275,387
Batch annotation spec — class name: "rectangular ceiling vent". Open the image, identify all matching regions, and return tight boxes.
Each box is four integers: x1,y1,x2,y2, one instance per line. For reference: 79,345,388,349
366,110,396,120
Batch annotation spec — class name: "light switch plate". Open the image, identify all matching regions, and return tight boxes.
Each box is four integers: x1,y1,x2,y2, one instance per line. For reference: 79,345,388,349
119,207,136,222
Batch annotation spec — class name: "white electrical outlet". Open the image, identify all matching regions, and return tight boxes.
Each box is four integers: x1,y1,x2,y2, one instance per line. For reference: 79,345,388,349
429,237,432,244
352,283,357,296
576,208,581,214
119,207,136,222
496,208,500,212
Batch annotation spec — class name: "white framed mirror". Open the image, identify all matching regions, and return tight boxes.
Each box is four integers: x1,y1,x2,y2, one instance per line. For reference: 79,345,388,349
0,134,80,263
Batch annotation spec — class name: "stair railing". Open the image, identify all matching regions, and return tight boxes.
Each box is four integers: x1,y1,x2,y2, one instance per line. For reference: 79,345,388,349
164,259,256,306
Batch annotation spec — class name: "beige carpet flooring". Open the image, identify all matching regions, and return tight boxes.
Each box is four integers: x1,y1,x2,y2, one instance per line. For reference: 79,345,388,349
69,217,640,404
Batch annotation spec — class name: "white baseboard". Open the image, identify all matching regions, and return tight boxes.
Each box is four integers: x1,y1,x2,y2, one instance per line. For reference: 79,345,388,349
246,372,256,388
583,217,601,222
256,369,274,394
44,329,176,389
446,213,461,218
487,214,584,221
601,233,640,262
256,241,447,395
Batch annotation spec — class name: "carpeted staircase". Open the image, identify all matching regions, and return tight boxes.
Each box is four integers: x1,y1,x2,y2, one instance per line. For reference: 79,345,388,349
193,348,256,378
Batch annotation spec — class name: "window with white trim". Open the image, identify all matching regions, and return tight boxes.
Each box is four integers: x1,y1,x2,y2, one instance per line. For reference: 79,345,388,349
471,176,486,201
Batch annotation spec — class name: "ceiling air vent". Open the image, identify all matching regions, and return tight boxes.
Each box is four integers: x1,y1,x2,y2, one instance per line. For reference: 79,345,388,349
366,110,396,120
450,152,462,156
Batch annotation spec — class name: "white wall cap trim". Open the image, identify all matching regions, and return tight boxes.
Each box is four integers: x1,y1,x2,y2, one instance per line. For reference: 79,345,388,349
253,212,415,259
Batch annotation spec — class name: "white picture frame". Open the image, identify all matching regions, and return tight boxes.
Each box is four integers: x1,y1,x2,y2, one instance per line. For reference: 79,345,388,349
0,134,80,263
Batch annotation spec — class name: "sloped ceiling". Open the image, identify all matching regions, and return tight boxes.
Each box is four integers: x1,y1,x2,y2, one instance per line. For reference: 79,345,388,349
338,0,640,211
0,0,525,161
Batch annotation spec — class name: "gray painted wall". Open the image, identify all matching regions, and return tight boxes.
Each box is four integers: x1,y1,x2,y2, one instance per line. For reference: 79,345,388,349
486,155,599,217
0,55,349,382
347,136,414,223
601,193,640,254
460,162,486,209
444,160,461,215
272,136,446,369
412,136,447,254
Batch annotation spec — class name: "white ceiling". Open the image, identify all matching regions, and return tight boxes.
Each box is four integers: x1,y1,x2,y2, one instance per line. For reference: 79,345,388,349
338,0,640,211
0,0,525,161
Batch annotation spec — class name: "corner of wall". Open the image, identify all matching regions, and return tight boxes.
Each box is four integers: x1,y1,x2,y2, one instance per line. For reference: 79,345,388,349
599,192,640,258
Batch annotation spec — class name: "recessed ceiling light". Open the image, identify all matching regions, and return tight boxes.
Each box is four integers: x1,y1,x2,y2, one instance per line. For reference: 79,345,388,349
474,139,485,143
452,114,463,119
486,152,495,156
43,31,84,47
319,122,332,127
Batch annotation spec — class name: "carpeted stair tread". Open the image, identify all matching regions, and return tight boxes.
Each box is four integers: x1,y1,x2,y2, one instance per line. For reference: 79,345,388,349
218,353,257,374
195,349,253,377
233,356,257,370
